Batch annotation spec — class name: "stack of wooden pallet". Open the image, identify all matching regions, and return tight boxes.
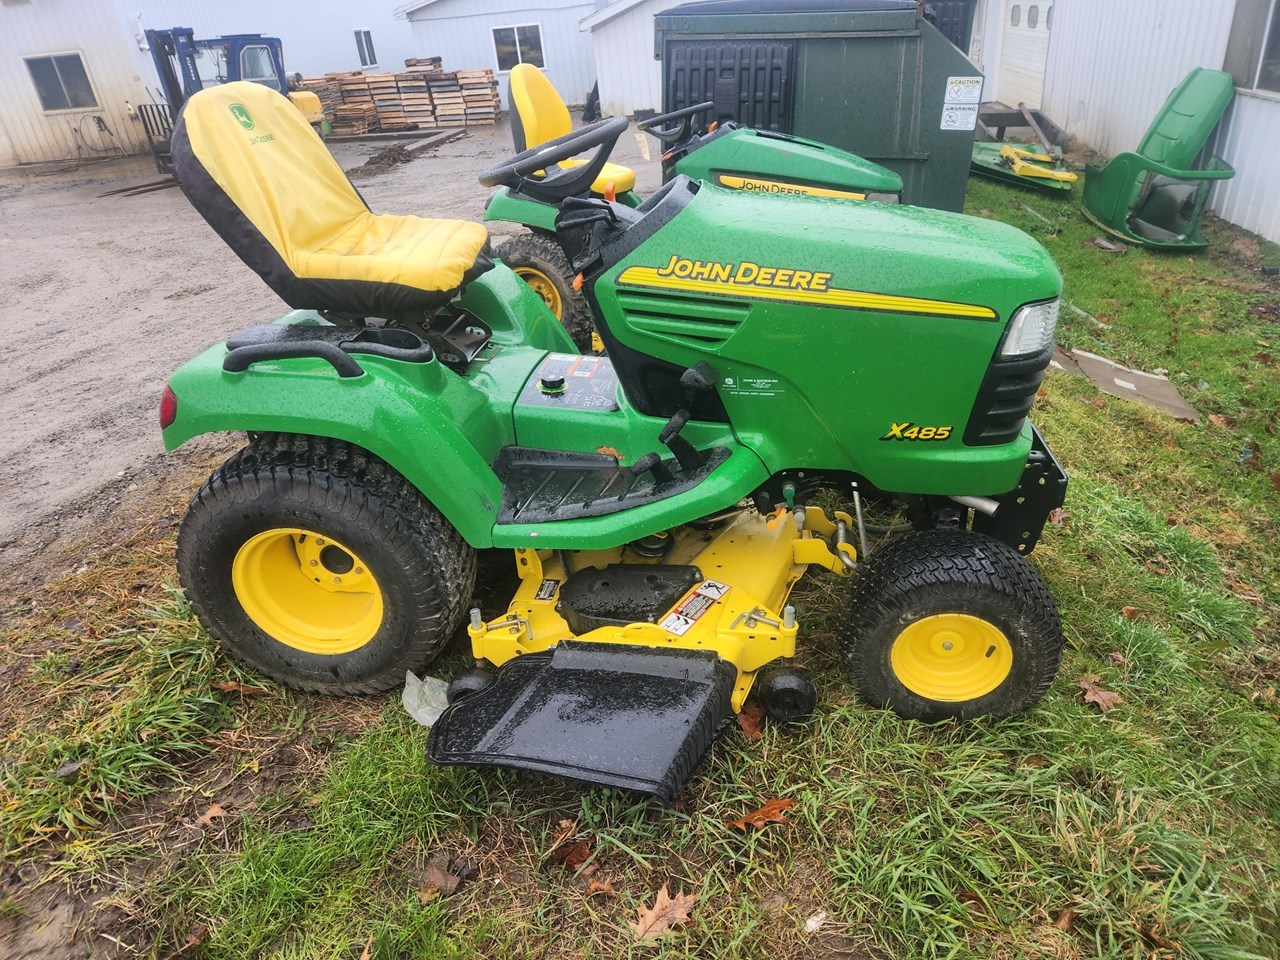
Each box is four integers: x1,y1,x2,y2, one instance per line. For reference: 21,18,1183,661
366,72,414,130
300,78,341,122
457,69,500,126
426,72,466,126
396,71,436,129
403,56,443,72
334,73,373,109
332,101,378,136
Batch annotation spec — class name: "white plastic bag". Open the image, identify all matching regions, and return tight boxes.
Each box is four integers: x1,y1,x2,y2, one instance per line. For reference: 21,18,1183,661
402,670,450,726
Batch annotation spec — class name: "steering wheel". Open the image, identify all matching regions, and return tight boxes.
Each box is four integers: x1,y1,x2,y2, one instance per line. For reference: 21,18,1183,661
637,101,715,144
478,116,629,202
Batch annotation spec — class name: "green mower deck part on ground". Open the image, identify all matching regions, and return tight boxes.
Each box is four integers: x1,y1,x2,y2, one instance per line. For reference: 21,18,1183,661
162,81,1070,799
970,141,1075,194
1082,68,1236,250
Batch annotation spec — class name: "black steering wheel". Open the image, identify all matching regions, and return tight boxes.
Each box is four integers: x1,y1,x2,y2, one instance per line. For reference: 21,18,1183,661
637,101,715,144
478,116,629,202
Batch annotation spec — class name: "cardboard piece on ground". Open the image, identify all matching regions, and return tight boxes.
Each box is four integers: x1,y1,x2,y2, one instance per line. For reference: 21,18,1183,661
1069,349,1199,422
1050,345,1082,378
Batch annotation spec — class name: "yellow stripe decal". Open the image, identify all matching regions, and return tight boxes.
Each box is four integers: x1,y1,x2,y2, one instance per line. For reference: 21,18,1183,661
715,173,867,200
616,267,998,320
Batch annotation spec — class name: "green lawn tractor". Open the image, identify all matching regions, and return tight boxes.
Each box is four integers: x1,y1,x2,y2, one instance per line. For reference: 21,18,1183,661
162,81,1067,801
487,64,904,349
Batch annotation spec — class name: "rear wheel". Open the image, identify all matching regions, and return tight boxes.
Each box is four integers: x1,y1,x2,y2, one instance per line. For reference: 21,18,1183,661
177,434,476,694
500,233,594,351
838,530,1062,722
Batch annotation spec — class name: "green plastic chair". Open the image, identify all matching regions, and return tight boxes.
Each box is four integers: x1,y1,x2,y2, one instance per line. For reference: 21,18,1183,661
1082,68,1236,250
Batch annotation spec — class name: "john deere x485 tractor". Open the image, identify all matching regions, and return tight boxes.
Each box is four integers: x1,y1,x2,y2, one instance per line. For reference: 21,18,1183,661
162,83,1067,800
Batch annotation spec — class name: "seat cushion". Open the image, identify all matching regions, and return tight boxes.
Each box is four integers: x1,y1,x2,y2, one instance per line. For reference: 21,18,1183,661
558,158,636,195
172,81,491,319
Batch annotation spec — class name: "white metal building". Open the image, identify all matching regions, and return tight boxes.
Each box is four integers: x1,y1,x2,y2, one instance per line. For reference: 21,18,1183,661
0,0,417,167
395,0,607,106
580,0,667,117
969,0,1280,243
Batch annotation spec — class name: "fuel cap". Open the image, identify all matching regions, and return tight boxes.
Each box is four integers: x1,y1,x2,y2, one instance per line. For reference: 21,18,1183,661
539,375,566,395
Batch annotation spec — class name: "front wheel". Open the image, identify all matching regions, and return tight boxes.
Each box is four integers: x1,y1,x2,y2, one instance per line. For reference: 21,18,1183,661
500,233,594,351
177,434,476,694
838,530,1063,722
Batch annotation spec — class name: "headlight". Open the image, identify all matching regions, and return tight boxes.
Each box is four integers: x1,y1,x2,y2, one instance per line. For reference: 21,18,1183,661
864,192,900,204
1001,298,1059,357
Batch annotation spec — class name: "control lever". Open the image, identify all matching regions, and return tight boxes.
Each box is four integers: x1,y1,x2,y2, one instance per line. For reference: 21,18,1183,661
659,362,721,473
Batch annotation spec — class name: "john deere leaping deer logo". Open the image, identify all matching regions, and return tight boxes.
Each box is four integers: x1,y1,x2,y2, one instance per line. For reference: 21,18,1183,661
229,103,255,130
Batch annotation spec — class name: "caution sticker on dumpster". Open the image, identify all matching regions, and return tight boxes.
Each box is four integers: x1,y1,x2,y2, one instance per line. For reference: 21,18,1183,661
941,76,982,131
660,579,730,636
944,76,983,104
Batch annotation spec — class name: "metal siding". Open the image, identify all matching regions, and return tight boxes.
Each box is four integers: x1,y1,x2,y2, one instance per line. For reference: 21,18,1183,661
1039,0,1234,155
0,0,149,164
996,0,1051,108
589,0,667,115
408,0,600,105
1211,92,1280,241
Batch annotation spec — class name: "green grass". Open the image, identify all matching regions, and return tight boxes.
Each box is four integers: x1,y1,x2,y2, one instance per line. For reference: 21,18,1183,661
2,179,1278,958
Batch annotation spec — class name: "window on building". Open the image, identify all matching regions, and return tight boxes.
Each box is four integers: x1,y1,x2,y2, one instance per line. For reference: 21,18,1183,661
1226,0,1280,94
355,29,377,67
492,23,545,72
25,53,97,111
1010,5,1020,28
1027,5,1039,29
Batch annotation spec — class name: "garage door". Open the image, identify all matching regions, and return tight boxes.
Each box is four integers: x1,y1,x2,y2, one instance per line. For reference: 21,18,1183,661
997,1,1052,108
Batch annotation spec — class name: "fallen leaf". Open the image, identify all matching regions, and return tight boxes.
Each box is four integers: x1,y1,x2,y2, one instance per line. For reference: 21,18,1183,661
804,910,827,934
1054,907,1077,931
1144,555,1171,576
195,802,228,827
212,680,268,695
1208,413,1231,428
1228,580,1266,606
159,923,209,960
1079,675,1124,713
53,758,89,778
1121,606,1140,619
418,859,463,902
728,797,795,831
586,877,616,897
1048,507,1068,526
631,884,698,943
597,445,623,461
1272,471,1280,493
550,838,595,874
1105,650,1127,667
358,938,373,960
736,702,765,741
550,818,577,850
1090,396,1107,410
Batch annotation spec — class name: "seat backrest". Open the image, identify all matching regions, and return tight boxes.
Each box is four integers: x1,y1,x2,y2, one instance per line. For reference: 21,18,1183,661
1135,68,1234,169
509,64,571,152
172,80,368,272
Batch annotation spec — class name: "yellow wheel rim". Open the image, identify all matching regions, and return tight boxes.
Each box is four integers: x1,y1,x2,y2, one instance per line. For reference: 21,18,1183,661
231,528,383,655
890,614,1013,702
514,267,564,319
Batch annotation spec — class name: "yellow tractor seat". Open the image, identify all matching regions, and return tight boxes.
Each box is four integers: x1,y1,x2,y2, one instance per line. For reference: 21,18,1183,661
508,64,636,195
171,81,492,320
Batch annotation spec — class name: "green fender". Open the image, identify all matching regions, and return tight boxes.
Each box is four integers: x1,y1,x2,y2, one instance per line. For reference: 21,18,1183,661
161,327,544,550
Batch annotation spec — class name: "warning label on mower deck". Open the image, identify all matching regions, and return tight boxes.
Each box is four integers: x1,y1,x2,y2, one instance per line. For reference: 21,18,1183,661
660,579,730,636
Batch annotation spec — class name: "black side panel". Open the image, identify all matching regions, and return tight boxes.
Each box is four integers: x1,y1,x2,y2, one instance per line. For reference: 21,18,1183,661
427,642,736,802
963,342,1053,447
664,41,795,132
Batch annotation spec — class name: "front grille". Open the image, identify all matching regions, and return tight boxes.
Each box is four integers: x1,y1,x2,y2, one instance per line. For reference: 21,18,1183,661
963,344,1054,446
616,290,748,347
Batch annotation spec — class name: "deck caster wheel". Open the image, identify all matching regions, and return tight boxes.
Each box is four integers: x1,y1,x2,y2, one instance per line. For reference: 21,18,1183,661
838,529,1063,722
447,667,496,705
756,666,818,723
177,434,476,695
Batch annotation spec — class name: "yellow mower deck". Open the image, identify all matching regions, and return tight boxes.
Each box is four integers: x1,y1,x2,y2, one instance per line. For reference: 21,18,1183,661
468,506,855,711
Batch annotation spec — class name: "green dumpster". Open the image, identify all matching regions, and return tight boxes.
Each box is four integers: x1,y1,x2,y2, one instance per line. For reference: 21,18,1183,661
654,0,983,211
